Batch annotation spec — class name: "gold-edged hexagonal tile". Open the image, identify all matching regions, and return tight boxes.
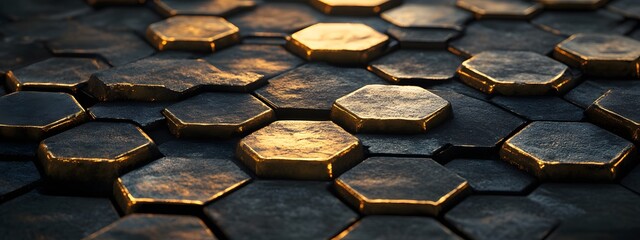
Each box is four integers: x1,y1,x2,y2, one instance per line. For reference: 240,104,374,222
535,0,606,10
457,0,541,19
586,90,640,144
153,0,255,17
6,57,109,93
310,0,401,16
381,3,471,30
146,16,239,52
85,214,216,239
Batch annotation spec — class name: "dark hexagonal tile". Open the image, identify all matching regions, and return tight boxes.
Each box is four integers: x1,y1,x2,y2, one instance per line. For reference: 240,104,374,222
158,139,236,160
456,0,541,19
564,79,640,108
381,3,471,30
229,3,322,38
152,0,255,17
88,101,170,130
0,161,40,202
204,181,357,240
490,96,584,121
6,57,110,92
204,44,303,79
621,164,640,194
586,90,640,144
368,49,462,84
0,42,51,76
0,20,94,44
608,0,640,19
310,0,401,16
386,26,460,49
532,10,636,36
77,6,162,34
536,0,606,10
0,0,91,21
335,216,461,240
445,159,536,194
85,214,216,240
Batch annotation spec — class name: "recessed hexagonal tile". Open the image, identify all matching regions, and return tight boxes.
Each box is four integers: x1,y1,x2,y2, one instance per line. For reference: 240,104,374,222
310,0,401,16
335,216,461,240
368,50,462,84
163,93,275,138
449,20,563,58
381,3,471,30
204,44,303,79
47,28,154,66
387,26,460,49
254,63,387,119
88,101,170,130
608,0,640,19
77,7,161,34
445,159,536,194
0,161,40,202
332,85,452,133
88,58,263,101
586,90,640,144
237,120,363,180
0,92,87,141
458,51,575,95
6,57,109,92
0,0,91,21
286,23,389,64
0,20,95,44
0,42,51,75
146,16,239,52
532,10,636,36
564,79,640,108
536,0,607,10
0,191,119,240
85,214,216,240
38,122,160,192
159,139,236,160
115,157,250,213
229,3,321,38
445,195,558,240
622,164,640,194
336,157,469,215
500,121,637,181
490,96,584,121
456,0,541,19
554,33,640,78
320,15,392,33
153,0,255,17
205,181,357,240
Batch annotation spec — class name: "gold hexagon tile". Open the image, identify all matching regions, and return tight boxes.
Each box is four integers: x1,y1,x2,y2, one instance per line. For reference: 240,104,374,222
146,16,239,52
310,0,401,16
457,0,541,19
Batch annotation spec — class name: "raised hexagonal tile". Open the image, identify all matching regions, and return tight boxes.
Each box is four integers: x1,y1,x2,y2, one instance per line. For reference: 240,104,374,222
0,92,87,141
255,63,387,119
564,79,640,108
335,216,461,240
336,157,469,215
490,96,584,121
286,23,389,64
85,214,216,240
205,181,357,240
500,121,637,181
88,58,263,101
229,3,321,38
458,51,575,95
146,16,239,52
0,161,40,202
449,20,563,58
163,93,275,138
153,0,255,17
311,0,401,16
608,0,640,19
237,120,363,180
536,0,607,10
456,0,541,19
77,6,161,34
445,195,558,240
114,157,250,213
554,33,640,78
332,85,452,133
88,101,169,130
368,50,462,84
6,57,109,92
532,10,636,36
38,122,160,192
204,44,303,79
445,159,536,194
381,3,471,30
586,90,640,144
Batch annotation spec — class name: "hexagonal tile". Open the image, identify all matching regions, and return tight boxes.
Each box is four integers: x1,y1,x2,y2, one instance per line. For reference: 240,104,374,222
0,92,87,141
336,157,469,215
254,63,387,119
387,26,460,49
286,23,389,64
332,85,452,133
586,90,640,144
0,20,94,44
622,164,640,194
490,96,584,121
0,161,40,202
0,42,51,76
146,16,239,52
115,157,250,213
608,0,640,19
153,0,255,17
159,139,236,160
163,93,275,138
77,6,161,34
564,80,640,108
88,101,170,130
229,3,321,38
47,28,154,66
204,44,303,79
38,122,160,192
381,3,471,30
204,181,357,240
532,10,636,36
536,0,607,10
554,33,640,78
86,214,216,240
368,50,462,84
449,20,563,58
0,191,119,239
445,196,558,240
445,159,536,194
500,121,637,181
311,0,400,16
88,58,263,101
320,15,392,33
6,57,109,92
237,120,363,180
458,51,575,95
456,0,541,19
335,216,461,240
0,0,91,21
